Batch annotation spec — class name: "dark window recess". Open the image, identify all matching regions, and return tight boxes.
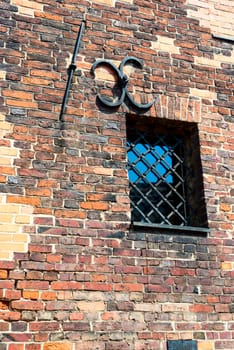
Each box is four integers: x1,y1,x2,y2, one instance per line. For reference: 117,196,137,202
167,340,197,350
126,116,208,230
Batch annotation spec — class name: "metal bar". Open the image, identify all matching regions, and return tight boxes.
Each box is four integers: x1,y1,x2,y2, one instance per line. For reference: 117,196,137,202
59,20,86,122
127,130,190,225
130,182,171,224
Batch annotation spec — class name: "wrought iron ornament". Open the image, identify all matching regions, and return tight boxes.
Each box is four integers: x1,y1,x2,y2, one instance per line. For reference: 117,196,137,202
91,56,154,109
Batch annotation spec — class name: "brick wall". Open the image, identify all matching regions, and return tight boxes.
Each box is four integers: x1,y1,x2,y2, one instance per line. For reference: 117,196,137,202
0,0,233,349
186,0,234,40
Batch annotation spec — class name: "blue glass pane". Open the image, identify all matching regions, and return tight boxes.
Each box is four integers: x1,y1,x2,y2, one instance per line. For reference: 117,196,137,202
136,160,147,174
128,143,173,183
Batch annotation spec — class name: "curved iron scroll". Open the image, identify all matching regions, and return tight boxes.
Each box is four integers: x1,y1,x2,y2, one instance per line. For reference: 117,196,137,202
91,56,154,109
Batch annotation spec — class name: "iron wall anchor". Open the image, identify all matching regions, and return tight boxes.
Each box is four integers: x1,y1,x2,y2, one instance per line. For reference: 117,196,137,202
59,20,86,122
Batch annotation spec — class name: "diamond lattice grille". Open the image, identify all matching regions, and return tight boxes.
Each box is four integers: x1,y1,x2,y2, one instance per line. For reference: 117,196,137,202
127,129,188,226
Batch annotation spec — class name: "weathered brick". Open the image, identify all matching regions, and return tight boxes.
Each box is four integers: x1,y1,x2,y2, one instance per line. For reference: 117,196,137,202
43,343,72,350
3,290,21,300
77,301,105,312
8,345,24,350
189,304,214,313
0,0,233,349
30,322,60,331
11,300,44,311
45,301,76,311
51,282,82,290
17,281,49,290
25,345,41,350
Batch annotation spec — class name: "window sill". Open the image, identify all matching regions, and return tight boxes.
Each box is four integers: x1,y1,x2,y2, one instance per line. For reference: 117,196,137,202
212,34,234,43
131,221,209,234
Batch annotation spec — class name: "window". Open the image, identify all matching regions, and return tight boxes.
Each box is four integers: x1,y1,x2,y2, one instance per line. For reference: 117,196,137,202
126,115,208,231
167,340,197,350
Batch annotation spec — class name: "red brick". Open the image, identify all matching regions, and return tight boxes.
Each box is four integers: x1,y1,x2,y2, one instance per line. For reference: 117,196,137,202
189,304,214,313
0,281,14,289
3,290,21,300
25,345,41,350
17,281,49,290
30,322,60,331
114,283,143,292
84,282,112,292
0,322,9,331
0,311,21,321
9,345,24,350
11,301,44,311
70,312,84,321
51,281,82,290
35,333,49,342
0,261,15,269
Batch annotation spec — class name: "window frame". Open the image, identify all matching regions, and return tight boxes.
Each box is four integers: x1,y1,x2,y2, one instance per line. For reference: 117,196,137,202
126,115,209,233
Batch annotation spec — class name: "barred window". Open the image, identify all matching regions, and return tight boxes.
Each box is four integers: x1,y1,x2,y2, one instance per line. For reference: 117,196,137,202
126,116,208,231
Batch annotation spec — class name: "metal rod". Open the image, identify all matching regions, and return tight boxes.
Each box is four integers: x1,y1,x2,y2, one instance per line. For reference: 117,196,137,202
59,20,86,122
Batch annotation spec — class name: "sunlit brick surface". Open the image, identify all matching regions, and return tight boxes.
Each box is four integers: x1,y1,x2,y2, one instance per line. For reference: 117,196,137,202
0,1,233,349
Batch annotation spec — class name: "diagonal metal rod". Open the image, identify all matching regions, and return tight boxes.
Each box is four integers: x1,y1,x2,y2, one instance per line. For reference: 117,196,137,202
59,20,86,122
